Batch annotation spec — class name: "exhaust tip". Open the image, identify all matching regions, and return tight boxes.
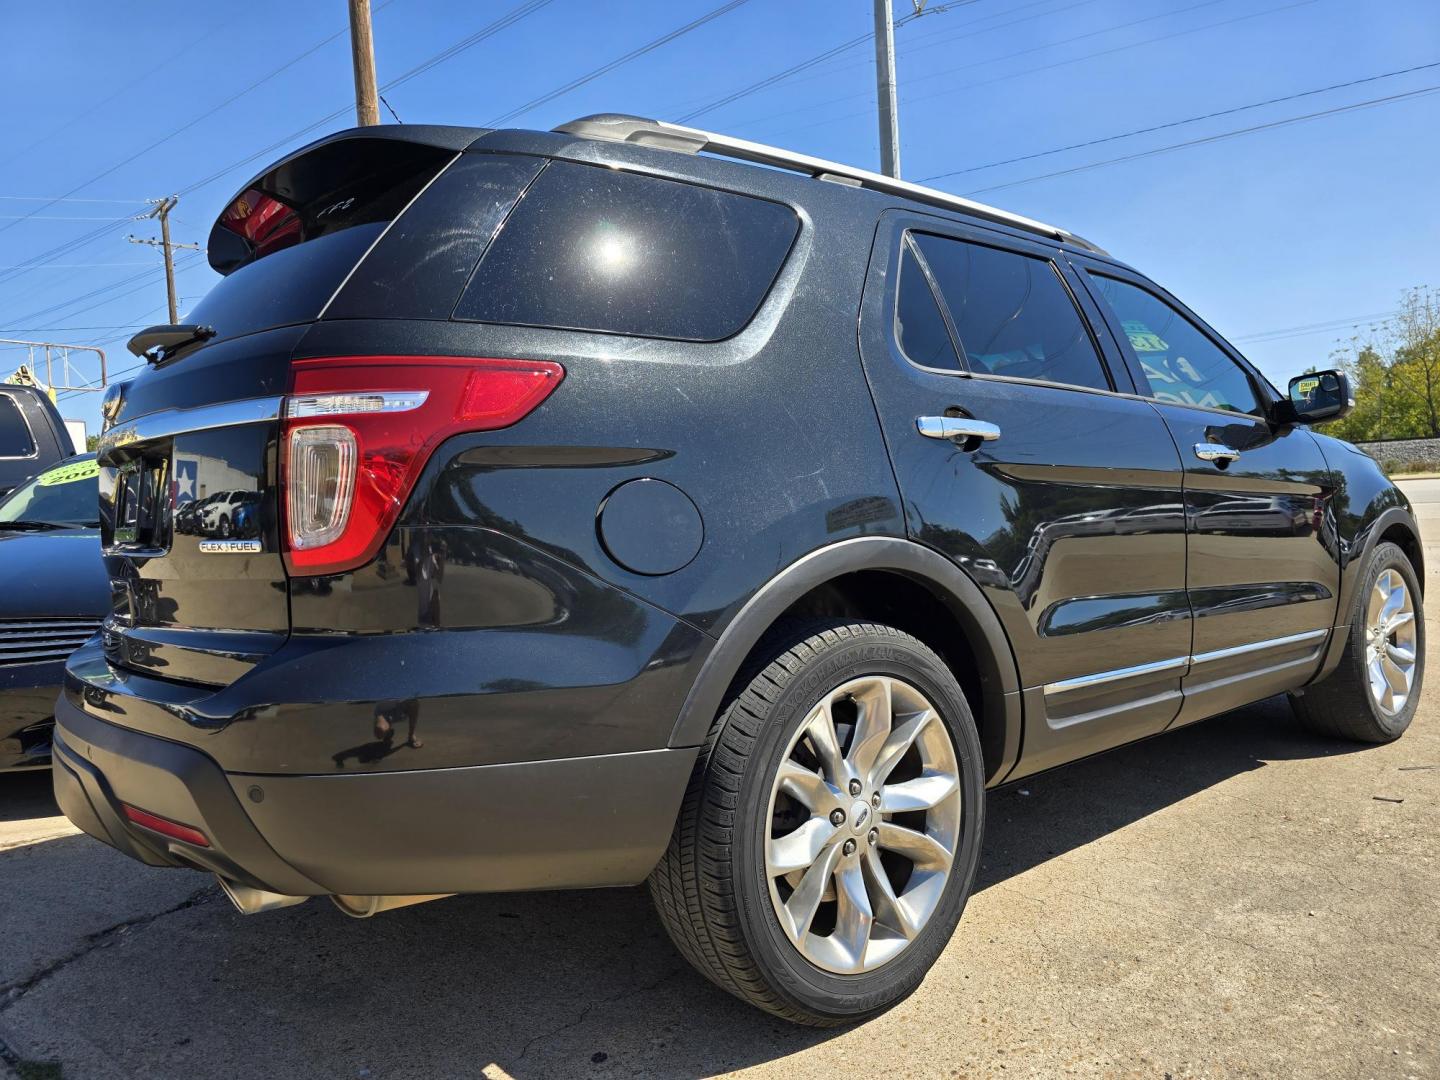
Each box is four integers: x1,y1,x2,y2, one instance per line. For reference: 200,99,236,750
216,876,310,915
331,893,454,919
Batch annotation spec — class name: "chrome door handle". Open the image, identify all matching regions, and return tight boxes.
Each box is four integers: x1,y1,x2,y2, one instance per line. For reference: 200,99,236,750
1194,442,1240,464
917,416,1001,442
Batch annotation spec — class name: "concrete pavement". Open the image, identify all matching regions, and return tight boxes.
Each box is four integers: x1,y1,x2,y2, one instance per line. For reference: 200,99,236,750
2,492,1438,1079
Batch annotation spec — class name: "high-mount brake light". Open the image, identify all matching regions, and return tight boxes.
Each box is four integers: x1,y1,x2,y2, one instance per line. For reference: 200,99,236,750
220,188,301,259
281,356,564,577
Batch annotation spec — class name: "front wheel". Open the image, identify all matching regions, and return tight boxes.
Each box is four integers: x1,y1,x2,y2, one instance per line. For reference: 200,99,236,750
1291,541,1424,743
648,620,985,1026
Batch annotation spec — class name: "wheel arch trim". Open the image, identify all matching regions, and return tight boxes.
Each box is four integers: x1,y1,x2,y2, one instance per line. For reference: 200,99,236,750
666,536,1023,782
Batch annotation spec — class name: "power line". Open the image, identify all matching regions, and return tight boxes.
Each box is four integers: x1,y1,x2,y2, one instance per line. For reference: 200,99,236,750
961,82,1440,196
0,323,152,334
1233,310,1403,344
755,0,1317,142
0,263,150,269
0,220,131,289
922,60,1440,182
177,0,559,200
0,195,149,205
677,0,1083,124
2,0,550,325
0,3,400,238
0,18,233,172
3,253,206,333
487,0,756,127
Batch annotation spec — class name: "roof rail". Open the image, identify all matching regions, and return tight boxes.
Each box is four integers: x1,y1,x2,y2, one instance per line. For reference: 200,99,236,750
552,113,1107,256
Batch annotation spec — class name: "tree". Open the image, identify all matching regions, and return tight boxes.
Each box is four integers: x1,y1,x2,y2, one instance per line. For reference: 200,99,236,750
1323,287,1440,442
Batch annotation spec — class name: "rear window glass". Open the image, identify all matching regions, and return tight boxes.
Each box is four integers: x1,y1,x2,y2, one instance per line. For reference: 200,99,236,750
0,395,36,458
328,153,545,322
192,138,454,343
186,226,382,343
455,161,799,341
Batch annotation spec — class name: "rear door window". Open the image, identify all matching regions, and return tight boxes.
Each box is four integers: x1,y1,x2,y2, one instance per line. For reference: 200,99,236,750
911,233,1111,391
455,161,799,341
0,395,36,458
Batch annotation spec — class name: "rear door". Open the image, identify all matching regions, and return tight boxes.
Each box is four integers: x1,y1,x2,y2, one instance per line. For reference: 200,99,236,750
1075,261,1339,726
858,212,1190,778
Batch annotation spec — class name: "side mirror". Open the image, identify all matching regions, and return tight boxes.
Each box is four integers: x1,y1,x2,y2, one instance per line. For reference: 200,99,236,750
1284,369,1353,425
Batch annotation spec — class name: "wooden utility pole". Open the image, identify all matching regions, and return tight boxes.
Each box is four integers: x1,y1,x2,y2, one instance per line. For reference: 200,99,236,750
873,0,902,178
348,0,381,127
128,197,201,325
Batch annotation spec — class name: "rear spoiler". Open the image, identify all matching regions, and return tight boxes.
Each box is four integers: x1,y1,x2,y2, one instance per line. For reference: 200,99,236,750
208,124,491,276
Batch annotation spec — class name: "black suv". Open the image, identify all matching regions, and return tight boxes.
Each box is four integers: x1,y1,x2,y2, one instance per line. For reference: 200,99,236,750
53,114,1424,1026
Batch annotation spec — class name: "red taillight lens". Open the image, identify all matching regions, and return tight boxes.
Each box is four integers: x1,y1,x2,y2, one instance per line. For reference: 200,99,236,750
122,804,210,848
281,356,564,577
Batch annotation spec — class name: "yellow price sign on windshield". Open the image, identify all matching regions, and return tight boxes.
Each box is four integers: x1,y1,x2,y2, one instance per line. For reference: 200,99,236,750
37,458,100,487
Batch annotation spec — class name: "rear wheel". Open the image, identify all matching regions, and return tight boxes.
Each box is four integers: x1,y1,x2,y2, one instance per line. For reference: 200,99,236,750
648,620,985,1026
1291,541,1424,743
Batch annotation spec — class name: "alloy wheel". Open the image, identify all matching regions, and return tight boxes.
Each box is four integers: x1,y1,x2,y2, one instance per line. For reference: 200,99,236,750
763,675,963,974
1365,567,1417,716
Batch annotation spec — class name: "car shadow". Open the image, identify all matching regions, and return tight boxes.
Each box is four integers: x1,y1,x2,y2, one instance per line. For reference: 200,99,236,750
0,770,60,823
0,695,1384,1079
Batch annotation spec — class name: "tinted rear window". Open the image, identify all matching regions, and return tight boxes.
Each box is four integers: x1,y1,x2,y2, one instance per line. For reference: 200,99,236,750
0,395,36,458
327,153,544,322
455,161,799,341
186,227,382,344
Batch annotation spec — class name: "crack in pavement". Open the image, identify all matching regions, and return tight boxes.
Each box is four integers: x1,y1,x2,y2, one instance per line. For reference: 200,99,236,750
0,884,219,1012
513,966,686,1065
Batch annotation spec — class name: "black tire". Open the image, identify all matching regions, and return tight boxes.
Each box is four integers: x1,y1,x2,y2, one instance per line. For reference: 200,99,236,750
218,515,232,538
648,620,985,1026
1290,541,1424,743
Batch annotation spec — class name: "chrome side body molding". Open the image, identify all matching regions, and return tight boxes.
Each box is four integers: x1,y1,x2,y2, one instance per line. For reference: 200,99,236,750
1043,628,1329,697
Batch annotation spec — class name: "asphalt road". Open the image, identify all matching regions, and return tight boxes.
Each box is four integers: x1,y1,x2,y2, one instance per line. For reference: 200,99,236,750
3,490,1438,1080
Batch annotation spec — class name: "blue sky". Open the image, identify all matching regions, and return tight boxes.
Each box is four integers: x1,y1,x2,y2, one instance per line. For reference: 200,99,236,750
2,0,1437,436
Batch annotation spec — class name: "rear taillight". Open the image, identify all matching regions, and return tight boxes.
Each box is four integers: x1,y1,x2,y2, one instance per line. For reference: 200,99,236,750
281,356,564,576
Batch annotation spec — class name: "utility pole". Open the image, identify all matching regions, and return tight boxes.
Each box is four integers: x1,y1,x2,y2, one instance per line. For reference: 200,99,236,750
128,197,201,325
873,0,903,178
348,0,381,127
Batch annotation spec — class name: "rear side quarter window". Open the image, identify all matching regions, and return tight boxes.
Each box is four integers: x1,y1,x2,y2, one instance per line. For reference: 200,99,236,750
455,161,799,342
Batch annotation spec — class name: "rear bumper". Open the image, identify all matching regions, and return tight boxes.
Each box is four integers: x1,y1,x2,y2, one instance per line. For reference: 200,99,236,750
53,695,697,896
